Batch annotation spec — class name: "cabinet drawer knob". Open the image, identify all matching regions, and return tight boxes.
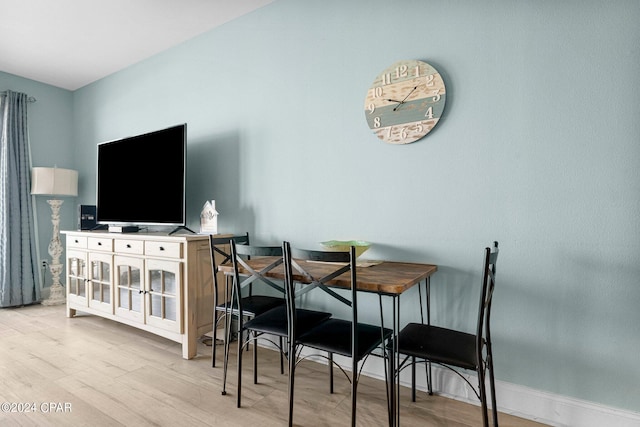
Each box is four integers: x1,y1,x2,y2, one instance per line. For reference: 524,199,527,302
126,244,131,248
159,246,165,251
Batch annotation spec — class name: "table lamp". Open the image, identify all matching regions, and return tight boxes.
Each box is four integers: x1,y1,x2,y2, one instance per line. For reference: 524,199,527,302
31,166,78,306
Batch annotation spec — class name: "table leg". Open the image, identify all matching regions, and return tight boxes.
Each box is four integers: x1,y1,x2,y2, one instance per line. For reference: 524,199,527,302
388,332,395,427
425,277,433,394
394,293,401,427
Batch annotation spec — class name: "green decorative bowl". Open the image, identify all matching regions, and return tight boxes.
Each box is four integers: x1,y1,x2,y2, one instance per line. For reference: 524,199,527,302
320,240,371,258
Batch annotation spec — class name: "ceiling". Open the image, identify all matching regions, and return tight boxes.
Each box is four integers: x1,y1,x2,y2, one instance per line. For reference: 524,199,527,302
0,0,275,91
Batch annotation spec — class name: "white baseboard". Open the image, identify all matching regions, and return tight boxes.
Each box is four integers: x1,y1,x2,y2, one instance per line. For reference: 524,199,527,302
375,359,640,427
258,339,640,426
490,379,640,427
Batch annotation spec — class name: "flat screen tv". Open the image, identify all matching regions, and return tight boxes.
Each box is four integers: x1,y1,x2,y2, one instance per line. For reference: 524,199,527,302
96,123,187,232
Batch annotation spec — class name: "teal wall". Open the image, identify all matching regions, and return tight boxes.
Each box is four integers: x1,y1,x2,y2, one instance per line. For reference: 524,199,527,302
8,0,640,416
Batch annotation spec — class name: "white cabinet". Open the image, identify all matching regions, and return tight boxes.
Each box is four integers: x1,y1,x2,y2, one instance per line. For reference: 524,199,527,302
113,255,182,333
63,231,215,359
66,248,89,307
145,258,182,332
88,251,113,314
66,236,114,314
114,255,145,323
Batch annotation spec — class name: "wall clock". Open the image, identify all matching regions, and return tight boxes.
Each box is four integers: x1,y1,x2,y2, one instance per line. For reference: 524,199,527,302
364,59,446,144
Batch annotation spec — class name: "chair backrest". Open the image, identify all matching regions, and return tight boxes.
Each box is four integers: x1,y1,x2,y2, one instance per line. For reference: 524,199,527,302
283,241,356,341
476,241,499,354
230,240,285,313
209,233,250,298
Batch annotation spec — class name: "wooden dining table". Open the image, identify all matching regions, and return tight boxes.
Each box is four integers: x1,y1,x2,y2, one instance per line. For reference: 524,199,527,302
218,257,436,294
218,257,438,427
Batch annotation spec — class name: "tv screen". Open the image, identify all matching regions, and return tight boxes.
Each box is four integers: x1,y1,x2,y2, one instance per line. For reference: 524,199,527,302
96,124,186,228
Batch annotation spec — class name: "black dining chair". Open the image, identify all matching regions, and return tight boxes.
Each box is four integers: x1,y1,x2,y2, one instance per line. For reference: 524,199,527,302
283,241,393,427
393,241,499,427
229,241,331,408
210,233,283,369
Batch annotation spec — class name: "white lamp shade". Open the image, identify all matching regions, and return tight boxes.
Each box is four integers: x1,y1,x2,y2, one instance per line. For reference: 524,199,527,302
31,167,78,196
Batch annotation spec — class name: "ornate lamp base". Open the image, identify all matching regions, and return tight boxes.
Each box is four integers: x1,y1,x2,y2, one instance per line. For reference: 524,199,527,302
41,199,66,306
41,282,66,306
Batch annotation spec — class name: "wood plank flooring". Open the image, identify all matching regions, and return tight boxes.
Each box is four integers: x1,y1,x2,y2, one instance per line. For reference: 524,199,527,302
0,304,548,426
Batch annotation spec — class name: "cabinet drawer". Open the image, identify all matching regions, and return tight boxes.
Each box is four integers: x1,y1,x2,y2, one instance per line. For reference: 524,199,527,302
145,241,182,259
88,237,113,252
67,235,88,249
114,239,144,255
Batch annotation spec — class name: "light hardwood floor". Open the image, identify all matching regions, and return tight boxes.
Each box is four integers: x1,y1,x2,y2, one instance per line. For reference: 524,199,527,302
0,304,548,426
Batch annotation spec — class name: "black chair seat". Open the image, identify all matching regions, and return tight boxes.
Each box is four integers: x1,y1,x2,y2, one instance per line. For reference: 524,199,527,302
300,319,392,361
395,323,477,371
244,305,331,338
216,295,284,317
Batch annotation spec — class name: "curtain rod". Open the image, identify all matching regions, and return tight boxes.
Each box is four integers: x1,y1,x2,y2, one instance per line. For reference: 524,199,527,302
0,91,37,102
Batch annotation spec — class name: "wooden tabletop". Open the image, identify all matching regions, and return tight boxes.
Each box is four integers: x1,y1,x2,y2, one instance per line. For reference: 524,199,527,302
219,258,437,295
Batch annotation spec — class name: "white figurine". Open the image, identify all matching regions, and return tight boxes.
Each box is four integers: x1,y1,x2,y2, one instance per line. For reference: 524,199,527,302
200,200,219,234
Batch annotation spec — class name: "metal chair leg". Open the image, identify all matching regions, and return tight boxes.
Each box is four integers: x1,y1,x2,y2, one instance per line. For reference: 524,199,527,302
427,360,433,395
478,366,489,427
212,311,218,368
329,352,334,394
351,359,358,427
221,312,231,395
411,356,416,401
279,336,284,375
236,320,243,408
287,341,296,427
488,351,498,426
253,331,258,384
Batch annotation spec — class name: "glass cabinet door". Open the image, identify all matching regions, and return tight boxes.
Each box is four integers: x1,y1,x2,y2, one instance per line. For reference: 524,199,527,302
67,249,88,306
145,259,182,332
114,256,144,323
88,252,113,313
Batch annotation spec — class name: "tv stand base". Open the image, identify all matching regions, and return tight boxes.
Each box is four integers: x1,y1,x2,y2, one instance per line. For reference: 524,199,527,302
168,225,196,235
108,225,140,233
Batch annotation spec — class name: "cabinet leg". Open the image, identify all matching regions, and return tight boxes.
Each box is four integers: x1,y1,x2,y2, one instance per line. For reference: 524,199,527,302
183,334,197,359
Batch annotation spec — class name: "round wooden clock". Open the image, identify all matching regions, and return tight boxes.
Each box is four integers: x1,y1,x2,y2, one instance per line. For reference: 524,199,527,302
364,59,446,144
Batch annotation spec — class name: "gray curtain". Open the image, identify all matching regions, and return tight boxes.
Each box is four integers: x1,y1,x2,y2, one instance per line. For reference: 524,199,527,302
0,90,40,307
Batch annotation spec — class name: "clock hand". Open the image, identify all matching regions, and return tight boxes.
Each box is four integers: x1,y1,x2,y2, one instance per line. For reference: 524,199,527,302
393,86,418,111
